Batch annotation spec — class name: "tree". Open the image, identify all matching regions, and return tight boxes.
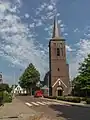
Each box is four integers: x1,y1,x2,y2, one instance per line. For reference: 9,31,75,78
72,54,90,97
0,83,12,93
19,63,40,95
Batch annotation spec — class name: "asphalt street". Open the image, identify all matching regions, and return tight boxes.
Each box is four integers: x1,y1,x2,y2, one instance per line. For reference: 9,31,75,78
17,96,90,120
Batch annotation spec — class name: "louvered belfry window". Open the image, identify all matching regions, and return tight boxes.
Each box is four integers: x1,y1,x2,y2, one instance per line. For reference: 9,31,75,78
57,48,60,56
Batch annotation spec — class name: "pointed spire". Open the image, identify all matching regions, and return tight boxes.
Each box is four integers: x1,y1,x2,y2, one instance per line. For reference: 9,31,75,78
52,16,60,39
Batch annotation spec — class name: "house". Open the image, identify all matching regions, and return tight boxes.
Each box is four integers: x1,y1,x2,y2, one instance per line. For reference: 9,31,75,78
13,85,26,95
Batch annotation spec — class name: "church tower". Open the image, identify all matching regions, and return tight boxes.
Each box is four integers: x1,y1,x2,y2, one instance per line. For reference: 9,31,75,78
49,17,70,96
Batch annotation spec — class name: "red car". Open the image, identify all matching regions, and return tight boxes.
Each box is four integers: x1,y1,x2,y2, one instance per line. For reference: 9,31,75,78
34,90,43,97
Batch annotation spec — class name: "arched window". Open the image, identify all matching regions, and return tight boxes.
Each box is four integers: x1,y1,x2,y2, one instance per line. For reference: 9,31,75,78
57,48,60,56
61,48,63,56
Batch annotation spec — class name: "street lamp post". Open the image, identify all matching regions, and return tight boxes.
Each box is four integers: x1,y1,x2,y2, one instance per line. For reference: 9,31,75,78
0,72,4,105
13,71,16,98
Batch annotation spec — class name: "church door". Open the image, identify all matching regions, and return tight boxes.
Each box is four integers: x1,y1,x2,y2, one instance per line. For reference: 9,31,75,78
58,89,62,96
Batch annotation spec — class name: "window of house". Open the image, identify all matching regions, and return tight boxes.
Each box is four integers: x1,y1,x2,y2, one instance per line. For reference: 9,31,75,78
57,48,60,56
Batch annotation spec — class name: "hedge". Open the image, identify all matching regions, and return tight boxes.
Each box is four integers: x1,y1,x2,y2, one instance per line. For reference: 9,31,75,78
48,96,57,99
80,97,87,101
57,96,65,101
43,95,81,103
64,97,81,103
86,98,90,104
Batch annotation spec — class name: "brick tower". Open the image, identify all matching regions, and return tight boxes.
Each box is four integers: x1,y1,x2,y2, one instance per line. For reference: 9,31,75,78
49,17,70,96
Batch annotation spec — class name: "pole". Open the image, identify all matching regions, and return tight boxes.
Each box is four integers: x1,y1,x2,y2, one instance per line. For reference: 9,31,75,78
2,79,4,106
13,71,15,98
0,72,4,106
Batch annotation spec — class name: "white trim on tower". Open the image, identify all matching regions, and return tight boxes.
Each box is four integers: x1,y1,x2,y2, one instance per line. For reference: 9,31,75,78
52,78,67,88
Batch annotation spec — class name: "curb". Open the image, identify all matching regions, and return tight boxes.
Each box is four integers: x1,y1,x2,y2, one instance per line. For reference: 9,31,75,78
41,97,90,108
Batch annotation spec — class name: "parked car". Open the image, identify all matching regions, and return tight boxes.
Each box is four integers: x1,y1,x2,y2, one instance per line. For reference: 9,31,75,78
34,90,43,97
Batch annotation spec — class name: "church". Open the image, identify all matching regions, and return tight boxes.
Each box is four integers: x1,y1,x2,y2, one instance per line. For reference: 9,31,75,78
43,17,70,96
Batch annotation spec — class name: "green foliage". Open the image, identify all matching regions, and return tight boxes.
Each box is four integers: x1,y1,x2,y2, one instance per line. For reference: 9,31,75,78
3,92,12,103
44,96,81,103
86,98,90,104
19,63,40,93
48,96,57,99
57,96,65,100
64,96,81,103
0,83,12,93
56,96,81,103
0,92,12,105
72,54,90,97
80,97,87,101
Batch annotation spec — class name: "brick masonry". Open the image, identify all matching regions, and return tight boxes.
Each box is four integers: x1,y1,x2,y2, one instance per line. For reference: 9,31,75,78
49,18,70,96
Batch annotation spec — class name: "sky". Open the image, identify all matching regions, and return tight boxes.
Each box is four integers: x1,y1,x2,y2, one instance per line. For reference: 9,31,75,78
0,0,90,85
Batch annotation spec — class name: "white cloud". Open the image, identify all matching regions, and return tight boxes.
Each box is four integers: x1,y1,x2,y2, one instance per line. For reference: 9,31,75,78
36,20,42,27
66,45,73,52
0,0,49,81
74,28,80,33
86,34,90,38
0,2,10,12
2,0,90,84
25,13,30,18
58,20,62,24
69,39,90,80
64,33,68,36
48,5,53,11
60,24,65,28
29,23,35,28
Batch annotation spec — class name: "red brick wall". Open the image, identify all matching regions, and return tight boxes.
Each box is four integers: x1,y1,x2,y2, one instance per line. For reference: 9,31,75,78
49,39,70,96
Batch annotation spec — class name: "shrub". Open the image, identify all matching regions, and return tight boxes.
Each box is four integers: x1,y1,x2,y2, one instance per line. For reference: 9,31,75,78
0,92,12,103
56,96,81,103
80,97,87,101
43,95,49,98
57,96,65,101
48,96,57,99
43,95,57,99
18,93,28,96
64,97,81,103
0,96,3,106
86,98,90,104
44,95,81,103
3,93,12,103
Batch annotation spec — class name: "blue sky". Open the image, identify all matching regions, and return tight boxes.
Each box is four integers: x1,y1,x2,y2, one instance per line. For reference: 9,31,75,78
0,0,90,85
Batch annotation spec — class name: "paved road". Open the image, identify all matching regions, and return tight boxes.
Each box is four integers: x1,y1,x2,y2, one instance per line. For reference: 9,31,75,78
17,96,90,120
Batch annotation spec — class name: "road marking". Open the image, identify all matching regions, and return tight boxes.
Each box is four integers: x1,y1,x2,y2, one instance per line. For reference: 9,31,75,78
25,102,32,107
31,102,39,106
52,102,60,104
42,101,48,104
64,104,71,106
37,101,45,105
42,101,52,105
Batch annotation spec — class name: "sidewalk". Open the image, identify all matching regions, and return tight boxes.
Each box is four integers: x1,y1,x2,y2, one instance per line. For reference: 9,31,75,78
41,97,90,108
0,98,36,120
